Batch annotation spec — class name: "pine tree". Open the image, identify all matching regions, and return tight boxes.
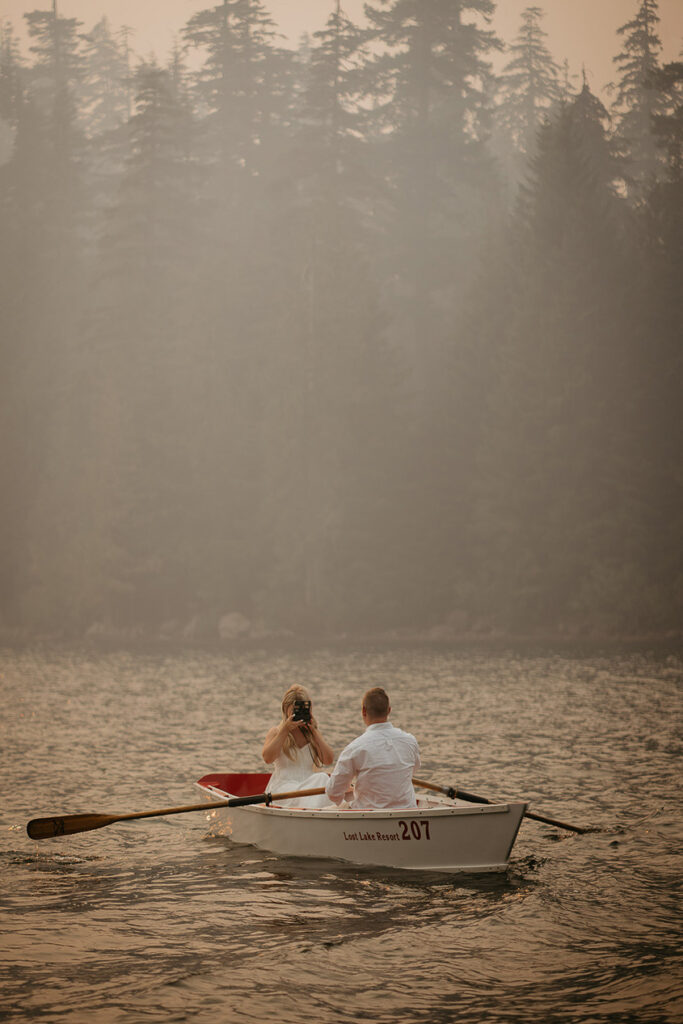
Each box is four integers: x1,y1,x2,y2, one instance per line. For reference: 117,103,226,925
118,26,134,121
177,3,297,627
293,1,369,190
496,7,561,158
364,0,499,136
0,5,89,629
103,60,198,289
79,16,130,137
361,0,503,371
650,60,683,183
79,60,205,629
355,0,505,624
82,24,135,236
0,21,24,165
256,1,404,629
183,0,289,179
23,3,84,230
469,85,647,632
635,60,683,629
0,93,49,625
558,59,579,104
611,0,664,200
0,20,24,125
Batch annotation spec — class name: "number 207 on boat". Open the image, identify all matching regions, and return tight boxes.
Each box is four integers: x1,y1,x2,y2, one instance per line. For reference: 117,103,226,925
342,819,431,842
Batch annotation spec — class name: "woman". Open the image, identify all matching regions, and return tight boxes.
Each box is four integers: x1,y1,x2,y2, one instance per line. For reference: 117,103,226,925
262,685,334,808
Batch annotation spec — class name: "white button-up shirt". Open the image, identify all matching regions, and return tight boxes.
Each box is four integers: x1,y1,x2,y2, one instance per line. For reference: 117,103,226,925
325,722,421,810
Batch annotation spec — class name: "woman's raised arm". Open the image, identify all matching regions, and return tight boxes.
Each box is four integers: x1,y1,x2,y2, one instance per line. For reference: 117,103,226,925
262,715,300,764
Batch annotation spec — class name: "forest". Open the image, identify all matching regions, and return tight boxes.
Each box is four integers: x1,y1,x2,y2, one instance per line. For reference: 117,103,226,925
0,0,681,643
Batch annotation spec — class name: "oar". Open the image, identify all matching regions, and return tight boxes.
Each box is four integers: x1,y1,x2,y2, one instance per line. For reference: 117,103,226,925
26,786,327,841
413,777,587,834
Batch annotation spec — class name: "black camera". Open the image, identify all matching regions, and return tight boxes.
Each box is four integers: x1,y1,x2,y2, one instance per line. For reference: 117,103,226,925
292,699,311,724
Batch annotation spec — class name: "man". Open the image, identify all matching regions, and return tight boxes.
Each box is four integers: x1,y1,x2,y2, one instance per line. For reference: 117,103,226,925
325,687,420,809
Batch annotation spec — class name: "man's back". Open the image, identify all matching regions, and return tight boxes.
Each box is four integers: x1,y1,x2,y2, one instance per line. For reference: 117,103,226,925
327,721,420,809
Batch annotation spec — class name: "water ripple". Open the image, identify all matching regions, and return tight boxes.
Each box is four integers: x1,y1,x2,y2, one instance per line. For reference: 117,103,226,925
1,646,681,1023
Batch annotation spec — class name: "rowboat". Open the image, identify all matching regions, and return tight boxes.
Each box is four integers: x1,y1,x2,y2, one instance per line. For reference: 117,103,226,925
196,772,528,873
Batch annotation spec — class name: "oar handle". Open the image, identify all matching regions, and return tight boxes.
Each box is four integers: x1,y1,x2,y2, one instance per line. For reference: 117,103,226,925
413,777,491,804
412,777,587,834
413,777,459,800
237,786,327,806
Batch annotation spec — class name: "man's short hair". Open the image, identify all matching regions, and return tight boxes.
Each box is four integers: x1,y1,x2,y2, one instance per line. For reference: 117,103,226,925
363,687,389,718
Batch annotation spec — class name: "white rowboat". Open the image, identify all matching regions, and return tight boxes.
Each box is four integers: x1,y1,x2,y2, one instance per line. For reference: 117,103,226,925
196,773,528,874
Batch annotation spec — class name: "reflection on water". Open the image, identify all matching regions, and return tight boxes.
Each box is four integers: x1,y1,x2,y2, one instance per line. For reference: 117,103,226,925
0,646,681,1023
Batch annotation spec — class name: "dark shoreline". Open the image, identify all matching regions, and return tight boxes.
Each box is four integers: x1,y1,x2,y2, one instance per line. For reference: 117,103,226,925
1,626,681,658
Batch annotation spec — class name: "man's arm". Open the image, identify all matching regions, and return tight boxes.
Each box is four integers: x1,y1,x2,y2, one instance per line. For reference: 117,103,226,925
325,744,357,805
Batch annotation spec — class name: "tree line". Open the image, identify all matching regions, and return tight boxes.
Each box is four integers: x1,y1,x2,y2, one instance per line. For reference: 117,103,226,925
0,0,680,641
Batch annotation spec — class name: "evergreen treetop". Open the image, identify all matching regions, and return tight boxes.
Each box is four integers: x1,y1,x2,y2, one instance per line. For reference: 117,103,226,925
497,6,561,154
363,0,501,139
611,0,664,196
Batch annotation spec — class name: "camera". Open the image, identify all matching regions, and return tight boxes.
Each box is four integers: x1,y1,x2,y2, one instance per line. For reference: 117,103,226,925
292,699,311,724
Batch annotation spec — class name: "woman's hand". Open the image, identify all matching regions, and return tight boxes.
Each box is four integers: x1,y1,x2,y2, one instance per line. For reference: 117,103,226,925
283,708,303,734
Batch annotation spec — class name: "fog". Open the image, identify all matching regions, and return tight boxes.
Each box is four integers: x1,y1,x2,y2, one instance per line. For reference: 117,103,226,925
0,1,681,642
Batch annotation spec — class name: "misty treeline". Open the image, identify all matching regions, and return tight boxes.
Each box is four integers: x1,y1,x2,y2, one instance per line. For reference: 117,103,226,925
0,0,681,641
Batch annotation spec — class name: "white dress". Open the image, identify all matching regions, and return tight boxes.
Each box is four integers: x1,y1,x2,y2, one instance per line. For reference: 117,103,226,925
265,742,332,808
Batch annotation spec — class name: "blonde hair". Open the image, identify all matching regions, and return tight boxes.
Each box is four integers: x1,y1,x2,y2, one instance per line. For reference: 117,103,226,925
281,685,324,768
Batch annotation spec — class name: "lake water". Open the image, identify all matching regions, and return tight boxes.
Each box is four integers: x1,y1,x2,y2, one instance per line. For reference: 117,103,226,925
1,645,681,1023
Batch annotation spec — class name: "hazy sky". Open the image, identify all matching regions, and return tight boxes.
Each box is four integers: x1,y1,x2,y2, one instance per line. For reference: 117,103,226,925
2,0,682,94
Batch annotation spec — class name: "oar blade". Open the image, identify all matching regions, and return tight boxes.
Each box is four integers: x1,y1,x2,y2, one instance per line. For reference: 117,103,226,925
524,810,587,834
27,813,118,840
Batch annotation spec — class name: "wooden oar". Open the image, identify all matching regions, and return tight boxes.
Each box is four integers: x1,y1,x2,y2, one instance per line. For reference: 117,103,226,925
413,777,587,834
26,787,327,841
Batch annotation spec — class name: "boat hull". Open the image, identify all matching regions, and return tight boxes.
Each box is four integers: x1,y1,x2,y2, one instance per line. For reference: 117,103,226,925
196,773,526,874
